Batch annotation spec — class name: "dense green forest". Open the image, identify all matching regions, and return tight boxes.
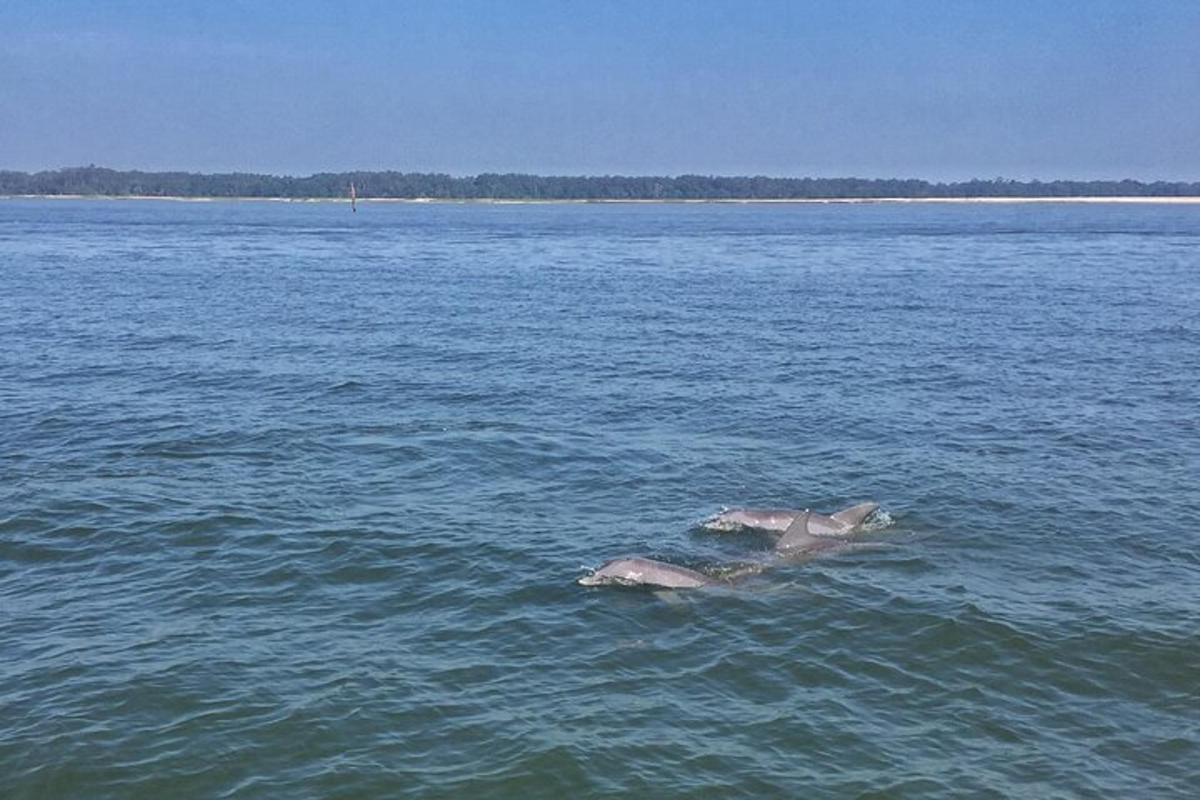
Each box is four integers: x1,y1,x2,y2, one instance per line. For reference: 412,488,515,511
2,166,1198,199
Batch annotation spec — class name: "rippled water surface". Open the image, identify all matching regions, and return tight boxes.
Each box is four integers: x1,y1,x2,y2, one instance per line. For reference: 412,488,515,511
2,200,1198,798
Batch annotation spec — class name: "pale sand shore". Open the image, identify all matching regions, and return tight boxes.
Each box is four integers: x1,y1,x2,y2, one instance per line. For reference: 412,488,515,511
4,194,1200,205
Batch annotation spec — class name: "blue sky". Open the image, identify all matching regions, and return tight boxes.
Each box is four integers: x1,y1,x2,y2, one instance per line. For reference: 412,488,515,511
1,1,1197,179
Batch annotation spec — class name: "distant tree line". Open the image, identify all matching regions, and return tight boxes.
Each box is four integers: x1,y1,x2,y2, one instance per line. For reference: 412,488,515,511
2,166,1198,199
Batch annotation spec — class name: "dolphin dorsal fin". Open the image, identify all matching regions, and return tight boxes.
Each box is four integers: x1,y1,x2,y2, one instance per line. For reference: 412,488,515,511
777,510,820,550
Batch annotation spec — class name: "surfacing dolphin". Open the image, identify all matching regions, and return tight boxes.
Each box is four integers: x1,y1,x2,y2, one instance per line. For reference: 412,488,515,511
773,510,877,559
578,557,721,589
705,501,880,537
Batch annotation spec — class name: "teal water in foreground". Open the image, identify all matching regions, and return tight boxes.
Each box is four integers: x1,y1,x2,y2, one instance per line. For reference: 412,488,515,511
1,200,1197,798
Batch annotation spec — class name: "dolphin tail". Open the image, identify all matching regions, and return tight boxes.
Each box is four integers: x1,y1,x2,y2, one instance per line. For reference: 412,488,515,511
830,502,880,529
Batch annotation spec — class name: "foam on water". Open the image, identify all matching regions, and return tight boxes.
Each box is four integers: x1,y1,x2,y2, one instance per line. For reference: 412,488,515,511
861,508,895,531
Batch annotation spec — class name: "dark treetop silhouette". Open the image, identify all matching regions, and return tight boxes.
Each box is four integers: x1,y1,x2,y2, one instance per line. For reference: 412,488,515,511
3,166,1198,200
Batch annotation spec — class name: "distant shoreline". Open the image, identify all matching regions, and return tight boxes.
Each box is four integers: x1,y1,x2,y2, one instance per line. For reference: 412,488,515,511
5,194,1200,205
8,167,1199,203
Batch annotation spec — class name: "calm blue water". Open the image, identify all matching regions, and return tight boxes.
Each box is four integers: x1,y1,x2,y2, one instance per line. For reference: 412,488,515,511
1,199,1198,798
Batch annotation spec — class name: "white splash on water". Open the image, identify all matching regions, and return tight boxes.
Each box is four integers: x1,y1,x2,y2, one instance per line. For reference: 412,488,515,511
862,508,895,532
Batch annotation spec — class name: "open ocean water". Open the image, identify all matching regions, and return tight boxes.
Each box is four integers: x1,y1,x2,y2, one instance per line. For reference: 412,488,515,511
1,199,1197,798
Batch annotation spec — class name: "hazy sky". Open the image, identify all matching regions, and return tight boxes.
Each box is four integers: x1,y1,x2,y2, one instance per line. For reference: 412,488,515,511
2,1,1197,179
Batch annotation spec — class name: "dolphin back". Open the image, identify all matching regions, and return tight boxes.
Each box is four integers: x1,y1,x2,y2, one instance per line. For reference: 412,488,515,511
830,502,880,529
579,557,716,589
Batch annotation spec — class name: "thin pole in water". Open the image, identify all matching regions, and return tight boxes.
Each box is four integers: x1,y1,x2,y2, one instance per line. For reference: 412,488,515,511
350,181,357,213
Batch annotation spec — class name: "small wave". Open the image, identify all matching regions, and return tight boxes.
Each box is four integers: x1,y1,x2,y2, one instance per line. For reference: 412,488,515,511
1143,323,1200,343
0,540,82,565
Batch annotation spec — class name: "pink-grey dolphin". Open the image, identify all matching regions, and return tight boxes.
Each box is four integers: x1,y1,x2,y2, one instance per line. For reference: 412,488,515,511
578,557,721,588
705,501,880,537
772,509,889,561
